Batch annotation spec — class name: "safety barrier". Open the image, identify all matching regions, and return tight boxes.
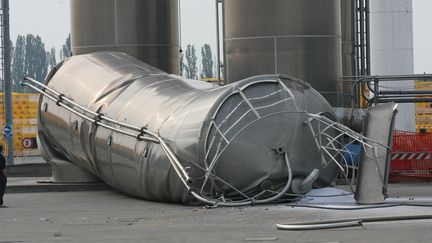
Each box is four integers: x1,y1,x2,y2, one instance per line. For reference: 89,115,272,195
390,130,432,182
0,93,40,157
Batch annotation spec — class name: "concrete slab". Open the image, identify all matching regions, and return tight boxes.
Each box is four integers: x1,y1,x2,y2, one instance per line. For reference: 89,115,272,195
1,184,432,242
12,156,47,165
8,163,52,177
6,177,111,193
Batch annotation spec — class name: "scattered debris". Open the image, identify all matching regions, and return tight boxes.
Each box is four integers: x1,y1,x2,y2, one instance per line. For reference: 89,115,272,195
244,237,278,241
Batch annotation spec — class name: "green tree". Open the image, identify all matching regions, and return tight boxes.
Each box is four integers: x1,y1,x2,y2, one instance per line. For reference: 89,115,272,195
180,52,185,77
46,47,57,70
200,44,214,79
11,34,53,92
60,34,71,60
9,39,14,65
11,35,26,92
184,44,198,80
24,34,48,92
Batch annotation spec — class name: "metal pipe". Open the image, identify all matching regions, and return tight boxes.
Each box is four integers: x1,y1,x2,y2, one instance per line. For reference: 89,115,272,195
178,0,182,51
250,152,293,204
365,0,371,75
152,132,193,185
354,0,359,76
277,214,432,231
221,0,227,84
374,78,379,106
359,0,366,76
21,81,160,144
373,98,432,103
379,90,432,95
291,169,319,194
277,220,362,230
366,79,375,93
350,74,432,107
351,79,363,108
25,78,146,133
348,74,432,80
204,151,293,207
378,94,432,98
216,0,221,85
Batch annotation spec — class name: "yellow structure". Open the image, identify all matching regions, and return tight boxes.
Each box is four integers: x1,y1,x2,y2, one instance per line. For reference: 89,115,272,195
415,81,432,132
0,93,40,156
200,77,224,85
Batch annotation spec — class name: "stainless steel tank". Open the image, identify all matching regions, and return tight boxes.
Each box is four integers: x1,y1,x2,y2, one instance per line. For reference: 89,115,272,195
341,0,355,107
70,0,180,74
32,52,339,205
223,0,343,106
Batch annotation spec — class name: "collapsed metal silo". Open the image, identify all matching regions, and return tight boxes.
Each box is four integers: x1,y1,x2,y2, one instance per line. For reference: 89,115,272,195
24,52,352,205
70,0,180,74
223,0,343,106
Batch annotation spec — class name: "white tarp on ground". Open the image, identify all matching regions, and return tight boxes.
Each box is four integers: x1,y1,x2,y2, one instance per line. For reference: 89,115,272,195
294,186,432,208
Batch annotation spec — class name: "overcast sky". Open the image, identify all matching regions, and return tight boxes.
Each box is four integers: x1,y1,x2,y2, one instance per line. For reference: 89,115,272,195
9,0,217,59
9,0,432,73
10,0,70,53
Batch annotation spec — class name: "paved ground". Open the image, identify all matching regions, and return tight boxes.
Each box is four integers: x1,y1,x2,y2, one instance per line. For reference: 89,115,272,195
4,158,432,242
10,156,46,165
2,184,432,243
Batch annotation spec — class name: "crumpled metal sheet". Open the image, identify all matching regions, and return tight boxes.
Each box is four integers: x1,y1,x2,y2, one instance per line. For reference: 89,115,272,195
38,52,338,204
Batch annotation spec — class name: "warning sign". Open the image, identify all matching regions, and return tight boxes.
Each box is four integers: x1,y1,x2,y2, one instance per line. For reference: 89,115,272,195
22,138,33,149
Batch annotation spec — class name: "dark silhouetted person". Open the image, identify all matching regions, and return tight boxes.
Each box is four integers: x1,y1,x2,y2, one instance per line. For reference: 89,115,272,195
0,144,7,207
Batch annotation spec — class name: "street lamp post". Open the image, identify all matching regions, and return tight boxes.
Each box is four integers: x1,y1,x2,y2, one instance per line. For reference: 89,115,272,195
2,0,14,165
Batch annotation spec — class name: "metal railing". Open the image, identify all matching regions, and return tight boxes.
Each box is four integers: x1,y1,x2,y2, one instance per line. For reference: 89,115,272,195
21,77,192,188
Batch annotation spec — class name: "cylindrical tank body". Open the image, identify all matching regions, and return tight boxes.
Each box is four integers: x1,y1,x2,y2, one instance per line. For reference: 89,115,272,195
38,52,338,204
70,0,180,74
223,0,342,106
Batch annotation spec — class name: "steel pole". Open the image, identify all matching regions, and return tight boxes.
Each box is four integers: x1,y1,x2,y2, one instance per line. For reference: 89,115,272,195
2,0,13,165
221,0,227,84
365,0,371,75
359,0,365,75
216,0,221,85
